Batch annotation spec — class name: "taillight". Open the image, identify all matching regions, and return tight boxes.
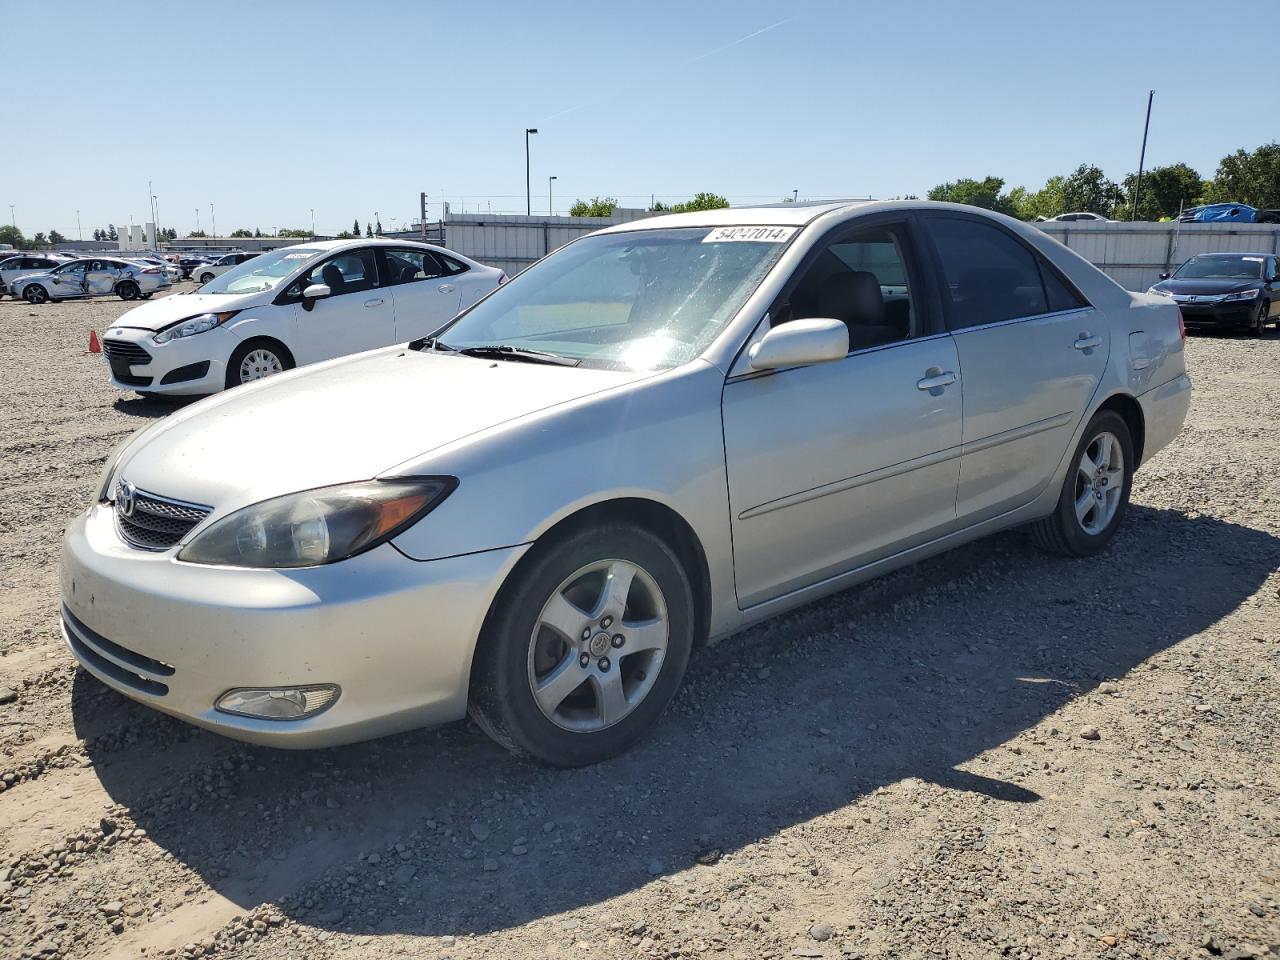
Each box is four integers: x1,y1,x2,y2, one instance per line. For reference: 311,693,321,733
1177,312,1186,342
497,272,508,285
140,267,161,274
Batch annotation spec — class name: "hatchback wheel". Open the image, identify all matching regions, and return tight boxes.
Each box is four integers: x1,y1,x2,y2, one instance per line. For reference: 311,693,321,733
23,285,48,304
469,522,694,766
117,280,140,301
199,272,214,285
1030,409,1134,557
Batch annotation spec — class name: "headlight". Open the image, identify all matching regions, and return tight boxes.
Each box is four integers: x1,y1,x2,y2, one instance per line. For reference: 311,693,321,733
177,478,456,568
153,311,239,344
1146,286,1172,296
1221,288,1260,302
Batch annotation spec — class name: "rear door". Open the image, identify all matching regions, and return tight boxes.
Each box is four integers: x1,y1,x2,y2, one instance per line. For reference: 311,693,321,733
279,247,395,363
86,260,123,295
377,247,464,340
917,212,1105,524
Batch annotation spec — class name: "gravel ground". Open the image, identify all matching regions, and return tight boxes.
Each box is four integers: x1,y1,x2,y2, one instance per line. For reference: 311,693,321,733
1,290,1277,960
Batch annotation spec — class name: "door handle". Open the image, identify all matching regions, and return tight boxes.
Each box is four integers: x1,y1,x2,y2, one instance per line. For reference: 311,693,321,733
437,283,455,293
364,298,384,307
916,369,957,391
1074,334,1102,350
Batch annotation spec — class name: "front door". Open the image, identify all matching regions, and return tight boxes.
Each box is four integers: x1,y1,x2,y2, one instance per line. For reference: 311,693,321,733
377,248,464,341
918,213,1108,523
722,218,963,608
51,262,88,297
285,247,395,364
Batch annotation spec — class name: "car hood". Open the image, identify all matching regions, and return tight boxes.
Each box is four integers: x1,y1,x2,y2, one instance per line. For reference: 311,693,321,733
106,291,262,331
115,348,646,512
1152,278,1261,296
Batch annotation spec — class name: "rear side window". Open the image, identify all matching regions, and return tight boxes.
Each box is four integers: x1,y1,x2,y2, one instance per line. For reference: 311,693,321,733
440,254,469,275
382,249,447,285
925,217,1084,329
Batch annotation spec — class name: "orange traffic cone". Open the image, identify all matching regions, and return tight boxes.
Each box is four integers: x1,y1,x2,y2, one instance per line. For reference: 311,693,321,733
88,331,101,354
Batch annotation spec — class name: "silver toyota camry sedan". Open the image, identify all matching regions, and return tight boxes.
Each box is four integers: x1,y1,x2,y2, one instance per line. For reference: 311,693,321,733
61,200,1191,766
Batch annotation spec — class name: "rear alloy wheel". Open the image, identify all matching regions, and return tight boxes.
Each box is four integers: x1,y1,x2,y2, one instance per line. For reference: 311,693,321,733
469,523,694,766
199,272,215,285
23,285,49,304
1252,301,1269,337
117,280,140,301
1030,409,1134,557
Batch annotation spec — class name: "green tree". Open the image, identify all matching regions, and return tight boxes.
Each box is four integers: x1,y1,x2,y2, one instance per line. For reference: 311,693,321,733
49,229,66,244
229,228,253,238
31,232,48,248
335,230,355,239
648,200,670,212
375,218,383,234
1059,164,1119,216
1119,162,1201,220
1201,142,1280,208
569,196,619,217
93,228,102,242
107,225,118,241
353,218,361,236
187,230,207,238
926,176,1016,215
0,225,26,248
253,227,262,238
670,192,730,213
277,228,310,238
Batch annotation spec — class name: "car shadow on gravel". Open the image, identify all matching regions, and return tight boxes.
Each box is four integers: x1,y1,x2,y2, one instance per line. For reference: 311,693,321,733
73,504,1280,937
112,394,200,418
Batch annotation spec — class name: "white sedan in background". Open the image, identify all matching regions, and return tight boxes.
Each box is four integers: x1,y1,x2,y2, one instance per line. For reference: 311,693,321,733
11,258,172,303
101,239,504,394
192,251,260,285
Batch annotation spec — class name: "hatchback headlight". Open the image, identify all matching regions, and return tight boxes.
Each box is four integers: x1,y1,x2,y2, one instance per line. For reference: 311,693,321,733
178,479,455,568
153,311,239,344
1221,288,1259,302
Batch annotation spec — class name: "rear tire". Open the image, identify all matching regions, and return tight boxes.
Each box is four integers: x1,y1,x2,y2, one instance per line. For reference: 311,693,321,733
469,522,695,767
23,285,48,304
117,280,140,301
1030,409,1134,557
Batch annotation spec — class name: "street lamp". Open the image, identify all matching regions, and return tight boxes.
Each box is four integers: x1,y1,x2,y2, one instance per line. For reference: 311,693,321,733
310,208,315,237
195,208,201,235
792,189,798,203
548,175,557,216
76,210,82,241
525,128,538,216
153,194,161,245
210,203,216,241
8,204,14,227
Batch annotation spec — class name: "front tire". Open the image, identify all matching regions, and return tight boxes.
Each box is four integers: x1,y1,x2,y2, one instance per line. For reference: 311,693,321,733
199,272,214,285
469,522,695,767
117,280,140,301
1252,301,1269,337
225,340,292,389
1030,410,1134,557
23,285,48,304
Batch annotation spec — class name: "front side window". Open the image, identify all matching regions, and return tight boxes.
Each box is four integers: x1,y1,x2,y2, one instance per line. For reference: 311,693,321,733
925,216,1087,329
382,249,446,286
200,247,323,295
1174,255,1264,280
774,223,919,352
437,226,790,370
296,249,380,298
56,262,87,277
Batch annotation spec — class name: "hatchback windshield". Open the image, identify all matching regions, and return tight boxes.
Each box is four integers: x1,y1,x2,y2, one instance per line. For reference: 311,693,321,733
199,247,323,295
1174,255,1264,280
436,227,792,370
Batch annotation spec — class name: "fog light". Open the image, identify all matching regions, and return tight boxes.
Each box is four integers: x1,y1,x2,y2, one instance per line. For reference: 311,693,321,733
215,684,340,720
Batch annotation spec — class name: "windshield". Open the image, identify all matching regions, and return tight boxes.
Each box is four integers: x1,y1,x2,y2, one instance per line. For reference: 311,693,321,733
199,247,322,295
436,226,792,370
1174,255,1264,280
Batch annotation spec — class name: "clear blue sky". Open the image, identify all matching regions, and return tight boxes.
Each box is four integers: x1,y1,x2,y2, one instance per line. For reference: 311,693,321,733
4,0,1273,237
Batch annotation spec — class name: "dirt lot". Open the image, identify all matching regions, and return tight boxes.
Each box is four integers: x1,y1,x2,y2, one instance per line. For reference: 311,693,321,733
0,289,1277,960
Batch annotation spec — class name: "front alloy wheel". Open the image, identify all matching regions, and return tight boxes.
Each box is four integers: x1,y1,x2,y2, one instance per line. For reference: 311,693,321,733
469,522,694,766
1252,302,1268,337
23,285,48,304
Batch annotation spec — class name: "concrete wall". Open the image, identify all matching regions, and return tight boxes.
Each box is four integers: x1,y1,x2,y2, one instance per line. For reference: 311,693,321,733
1037,221,1280,291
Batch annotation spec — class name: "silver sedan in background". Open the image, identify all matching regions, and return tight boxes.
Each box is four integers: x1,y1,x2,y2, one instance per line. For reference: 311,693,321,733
61,200,1190,766
12,257,172,302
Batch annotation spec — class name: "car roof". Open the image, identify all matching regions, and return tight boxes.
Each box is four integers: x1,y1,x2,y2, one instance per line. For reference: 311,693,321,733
1187,251,1272,258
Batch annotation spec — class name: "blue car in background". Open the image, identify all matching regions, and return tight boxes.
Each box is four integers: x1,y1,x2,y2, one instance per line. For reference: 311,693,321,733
1177,203,1280,223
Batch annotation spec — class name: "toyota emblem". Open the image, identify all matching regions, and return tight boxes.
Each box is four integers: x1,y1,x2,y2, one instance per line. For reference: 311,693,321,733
118,480,137,517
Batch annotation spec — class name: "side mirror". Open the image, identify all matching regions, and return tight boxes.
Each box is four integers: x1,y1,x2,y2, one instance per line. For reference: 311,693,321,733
1158,272,1170,280
301,283,331,312
748,318,849,371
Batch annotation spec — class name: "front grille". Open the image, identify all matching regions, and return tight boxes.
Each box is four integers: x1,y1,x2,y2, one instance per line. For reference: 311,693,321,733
62,606,173,696
115,484,212,551
102,339,152,365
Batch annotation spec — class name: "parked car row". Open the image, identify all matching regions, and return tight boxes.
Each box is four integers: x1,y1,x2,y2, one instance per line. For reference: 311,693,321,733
9,257,173,303
62,201,1192,767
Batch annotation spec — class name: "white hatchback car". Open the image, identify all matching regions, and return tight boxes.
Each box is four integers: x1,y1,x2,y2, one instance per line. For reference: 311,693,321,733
192,252,260,285
101,239,504,395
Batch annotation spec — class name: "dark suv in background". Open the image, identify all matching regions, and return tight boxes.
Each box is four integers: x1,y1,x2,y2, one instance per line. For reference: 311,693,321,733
1148,252,1280,336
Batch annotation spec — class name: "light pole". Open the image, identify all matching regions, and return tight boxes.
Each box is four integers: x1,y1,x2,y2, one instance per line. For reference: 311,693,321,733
548,175,557,216
195,208,201,235
76,210,82,241
8,204,13,227
525,128,538,216
373,211,379,236
153,194,161,244
792,189,798,203
210,203,216,241
1132,90,1155,222
310,208,315,237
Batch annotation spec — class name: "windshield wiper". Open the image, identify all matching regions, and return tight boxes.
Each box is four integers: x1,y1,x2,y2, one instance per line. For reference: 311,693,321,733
408,335,457,353
455,344,580,366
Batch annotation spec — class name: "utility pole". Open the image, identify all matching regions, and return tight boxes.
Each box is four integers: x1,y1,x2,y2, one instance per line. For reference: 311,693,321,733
1132,90,1154,222
792,189,799,202
195,208,201,235
525,128,538,216
420,192,427,241
210,203,216,241
76,210,82,241
548,175,557,216
310,208,315,237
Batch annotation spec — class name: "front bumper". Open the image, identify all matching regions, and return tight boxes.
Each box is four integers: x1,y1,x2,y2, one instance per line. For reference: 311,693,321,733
101,324,231,394
61,503,527,747
1175,300,1256,329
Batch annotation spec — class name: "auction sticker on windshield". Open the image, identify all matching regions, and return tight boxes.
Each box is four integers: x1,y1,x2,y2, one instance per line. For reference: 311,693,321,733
702,226,797,243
